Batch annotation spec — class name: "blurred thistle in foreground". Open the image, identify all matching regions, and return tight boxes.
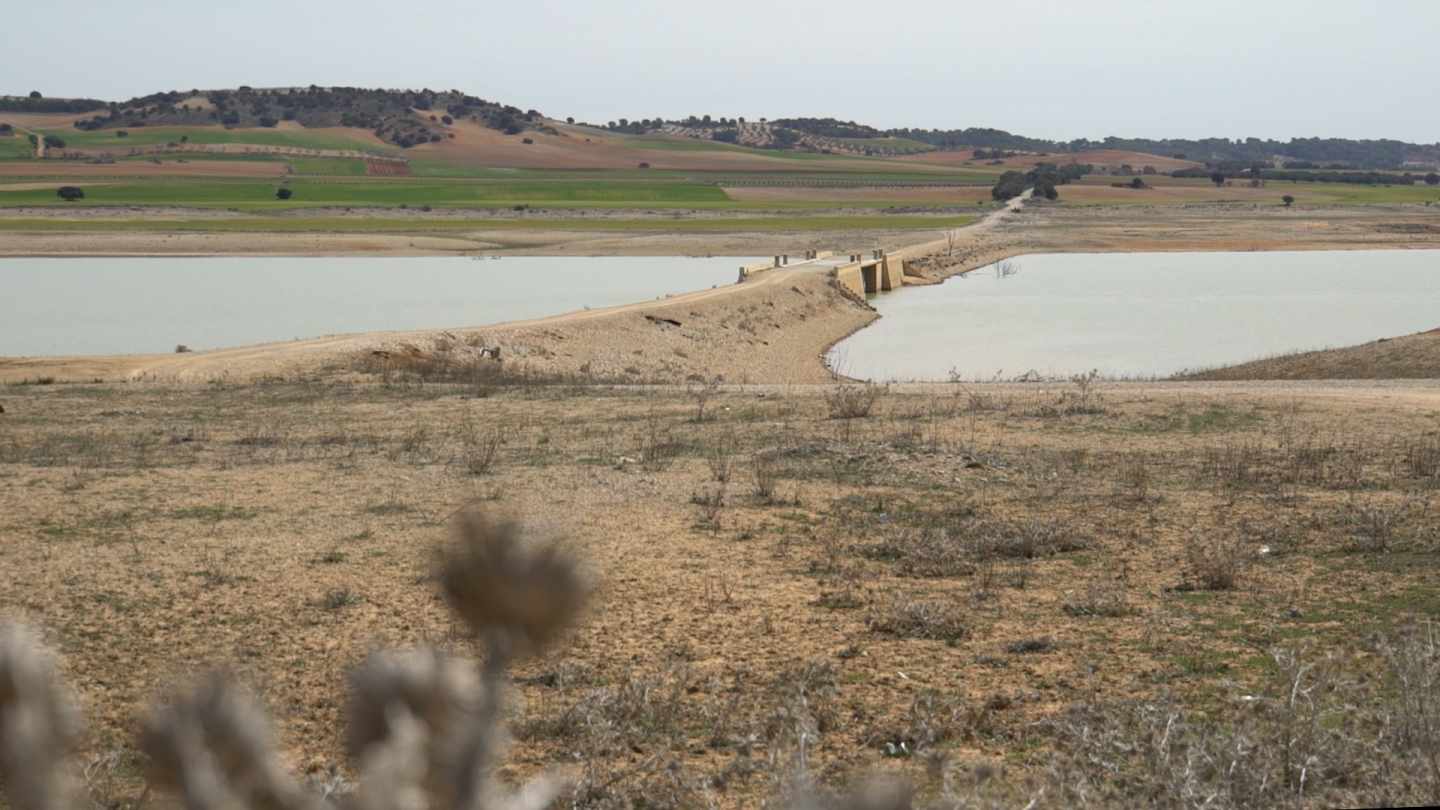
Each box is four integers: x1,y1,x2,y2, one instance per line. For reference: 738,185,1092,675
438,510,589,657
0,625,82,810
1,508,587,810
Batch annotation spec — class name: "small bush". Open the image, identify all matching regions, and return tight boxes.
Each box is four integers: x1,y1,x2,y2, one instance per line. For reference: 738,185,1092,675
460,425,503,475
869,598,969,644
826,383,886,419
1181,529,1248,591
1062,574,1136,617
751,451,779,501
1005,637,1055,655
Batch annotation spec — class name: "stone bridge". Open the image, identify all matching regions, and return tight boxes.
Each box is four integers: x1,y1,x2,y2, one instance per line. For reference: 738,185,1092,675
734,249,907,297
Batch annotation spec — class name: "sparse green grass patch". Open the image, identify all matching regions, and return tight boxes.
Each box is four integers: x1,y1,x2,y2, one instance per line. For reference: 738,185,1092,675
169,505,258,522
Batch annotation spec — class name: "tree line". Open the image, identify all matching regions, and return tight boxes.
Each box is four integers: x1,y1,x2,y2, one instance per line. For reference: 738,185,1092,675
992,163,1093,200
1174,167,1440,186
0,92,106,114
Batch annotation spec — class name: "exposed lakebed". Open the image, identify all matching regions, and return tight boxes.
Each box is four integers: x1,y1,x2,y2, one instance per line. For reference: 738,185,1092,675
0,255,757,356
831,250,1440,381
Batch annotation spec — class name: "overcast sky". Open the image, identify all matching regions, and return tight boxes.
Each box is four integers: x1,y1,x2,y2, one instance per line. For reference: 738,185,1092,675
6,0,1437,143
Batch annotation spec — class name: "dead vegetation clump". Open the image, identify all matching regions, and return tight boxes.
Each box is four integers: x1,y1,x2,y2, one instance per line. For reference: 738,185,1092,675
1062,570,1137,618
1027,635,1440,809
967,518,1091,561
1179,527,1249,591
1338,496,1434,554
825,383,886,420
868,599,970,645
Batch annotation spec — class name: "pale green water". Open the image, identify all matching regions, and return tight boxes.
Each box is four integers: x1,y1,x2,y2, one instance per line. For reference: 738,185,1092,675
0,256,758,356
830,250,1440,381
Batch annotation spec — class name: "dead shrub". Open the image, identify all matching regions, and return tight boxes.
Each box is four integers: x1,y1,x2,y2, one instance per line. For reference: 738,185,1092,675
751,450,780,502
1402,434,1440,481
882,529,974,578
459,423,503,476
687,377,721,423
1005,637,1055,655
691,484,726,533
825,383,886,420
1029,635,1440,809
1062,572,1137,618
869,598,969,645
1180,528,1248,591
968,518,1090,561
636,407,682,472
705,430,736,483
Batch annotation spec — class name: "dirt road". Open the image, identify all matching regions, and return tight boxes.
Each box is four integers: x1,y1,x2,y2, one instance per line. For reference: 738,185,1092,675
13,125,43,158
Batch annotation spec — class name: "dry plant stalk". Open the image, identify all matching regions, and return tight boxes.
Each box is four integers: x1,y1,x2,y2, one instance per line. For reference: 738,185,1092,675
1,507,588,810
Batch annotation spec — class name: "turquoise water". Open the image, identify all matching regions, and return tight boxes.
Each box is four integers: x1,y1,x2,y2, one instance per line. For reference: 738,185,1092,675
0,256,756,356
830,250,1440,381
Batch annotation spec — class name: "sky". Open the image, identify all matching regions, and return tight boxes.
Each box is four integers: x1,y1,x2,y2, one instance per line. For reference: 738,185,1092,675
6,0,1438,143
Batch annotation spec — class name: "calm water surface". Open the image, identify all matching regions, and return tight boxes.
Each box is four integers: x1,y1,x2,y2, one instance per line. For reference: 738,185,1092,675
0,256,757,356
831,250,1440,380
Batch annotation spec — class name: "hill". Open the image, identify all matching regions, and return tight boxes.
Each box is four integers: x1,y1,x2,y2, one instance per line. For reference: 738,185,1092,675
1177,329,1440,380
9,86,1440,170
68,86,549,149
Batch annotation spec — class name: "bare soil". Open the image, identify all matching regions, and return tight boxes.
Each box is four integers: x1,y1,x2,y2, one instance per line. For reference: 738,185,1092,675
3,378,1438,807
1180,328,1440,380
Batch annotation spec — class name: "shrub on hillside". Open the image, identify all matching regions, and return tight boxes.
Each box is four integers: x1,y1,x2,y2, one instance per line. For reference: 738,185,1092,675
55,186,84,202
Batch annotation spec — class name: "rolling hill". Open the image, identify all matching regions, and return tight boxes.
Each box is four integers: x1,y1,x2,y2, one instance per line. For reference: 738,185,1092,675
7,86,1439,175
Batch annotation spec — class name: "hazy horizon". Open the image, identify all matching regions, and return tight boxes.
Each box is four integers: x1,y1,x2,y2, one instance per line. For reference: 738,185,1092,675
7,0,1438,144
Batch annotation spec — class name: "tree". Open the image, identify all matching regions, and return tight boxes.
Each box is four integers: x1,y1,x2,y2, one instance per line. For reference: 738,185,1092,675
1426,173,1440,186
991,170,1029,201
1282,195,1295,207
28,91,41,99
1210,171,1226,188
1130,177,1147,189
56,186,84,201
42,135,65,149
275,187,293,200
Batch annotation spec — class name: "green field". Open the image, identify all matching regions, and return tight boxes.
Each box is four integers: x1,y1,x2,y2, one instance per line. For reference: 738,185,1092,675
0,133,33,159
0,214,975,234
116,152,292,165
0,178,732,208
1270,182,1440,205
289,158,368,176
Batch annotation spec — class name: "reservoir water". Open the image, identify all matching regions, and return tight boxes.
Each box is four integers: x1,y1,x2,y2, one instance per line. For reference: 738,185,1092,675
830,250,1440,381
0,255,757,356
